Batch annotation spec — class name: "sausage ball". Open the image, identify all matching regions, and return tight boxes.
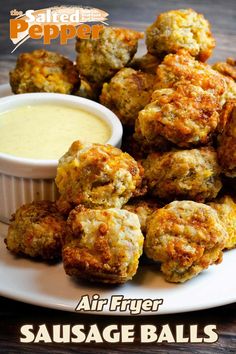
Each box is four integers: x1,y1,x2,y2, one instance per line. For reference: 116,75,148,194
146,9,215,62
212,58,236,105
136,82,220,148
123,198,160,234
154,50,226,97
144,201,227,283
143,147,222,202
5,201,66,260
100,68,155,127
75,27,143,84
62,207,144,284
212,58,236,81
209,195,236,250
55,141,144,213
129,53,161,75
217,99,236,133
217,102,236,177
219,77,236,106
9,49,80,94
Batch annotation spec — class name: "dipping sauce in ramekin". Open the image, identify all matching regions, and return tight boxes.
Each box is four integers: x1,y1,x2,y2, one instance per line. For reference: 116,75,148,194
0,92,123,222
0,104,111,160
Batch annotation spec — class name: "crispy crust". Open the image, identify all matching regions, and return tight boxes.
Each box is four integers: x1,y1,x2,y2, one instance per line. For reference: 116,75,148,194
62,207,144,284
212,58,236,81
209,195,236,249
217,103,236,177
146,9,215,61
100,68,155,126
154,50,226,97
136,82,220,148
5,201,66,260
9,49,79,94
143,147,222,202
217,99,236,133
75,27,143,84
219,76,236,106
145,201,227,282
55,141,144,212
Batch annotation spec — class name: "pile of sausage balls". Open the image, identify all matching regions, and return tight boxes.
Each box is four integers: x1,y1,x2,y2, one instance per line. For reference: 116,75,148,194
6,9,236,284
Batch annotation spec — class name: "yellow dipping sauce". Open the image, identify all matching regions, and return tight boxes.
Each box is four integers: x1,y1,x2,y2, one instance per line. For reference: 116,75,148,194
0,104,111,160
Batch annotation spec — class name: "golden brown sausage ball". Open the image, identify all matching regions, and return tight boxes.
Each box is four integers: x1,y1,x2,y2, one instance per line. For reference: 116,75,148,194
217,99,236,133
144,201,227,283
217,102,236,177
100,68,155,126
75,27,143,84
123,198,160,234
212,58,236,81
62,206,144,284
154,50,226,97
209,195,236,250
219,76,236,106
136,82,220,148
9,49,79,94
146,9,215,61
211,58,236,105
5,201,66,260
55,141,144,213
143,147,222,202
129,53,161,75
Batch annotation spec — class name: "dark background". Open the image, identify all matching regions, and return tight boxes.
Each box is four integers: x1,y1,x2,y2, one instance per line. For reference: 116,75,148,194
0,1,236,353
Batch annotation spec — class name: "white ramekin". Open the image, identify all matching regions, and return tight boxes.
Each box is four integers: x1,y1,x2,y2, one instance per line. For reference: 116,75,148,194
0,93,123,223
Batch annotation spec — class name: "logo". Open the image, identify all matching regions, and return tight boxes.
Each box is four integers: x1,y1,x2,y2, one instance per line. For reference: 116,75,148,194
10,6,109,52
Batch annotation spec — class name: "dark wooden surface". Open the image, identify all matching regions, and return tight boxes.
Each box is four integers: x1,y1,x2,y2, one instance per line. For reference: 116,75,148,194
0,0,236,353
0,296,236,354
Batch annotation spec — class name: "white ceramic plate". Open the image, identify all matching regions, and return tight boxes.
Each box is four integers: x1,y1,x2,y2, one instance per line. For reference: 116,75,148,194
0,84,236,315
1,222,236,315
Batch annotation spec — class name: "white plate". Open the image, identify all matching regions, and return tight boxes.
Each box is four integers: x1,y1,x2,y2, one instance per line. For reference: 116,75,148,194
1,221,236,315
0,84,236,315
